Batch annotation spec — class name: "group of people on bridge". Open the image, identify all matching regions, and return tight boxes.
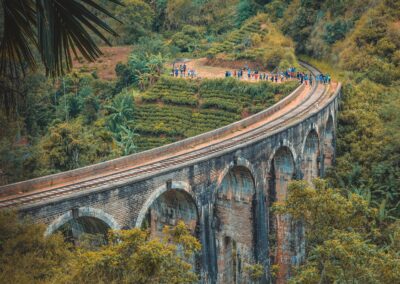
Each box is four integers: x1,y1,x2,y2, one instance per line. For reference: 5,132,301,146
225,66,331,85
170,62,331,85
225,66,301,82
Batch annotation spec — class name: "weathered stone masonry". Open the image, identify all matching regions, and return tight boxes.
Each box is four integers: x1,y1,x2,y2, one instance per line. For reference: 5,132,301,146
11,83,340,283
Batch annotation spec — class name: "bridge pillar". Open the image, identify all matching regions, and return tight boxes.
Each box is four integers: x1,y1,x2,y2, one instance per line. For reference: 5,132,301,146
268,146,295,284
215,166,255,283
254,173,269,275
322,115,335,176
302,129,320,183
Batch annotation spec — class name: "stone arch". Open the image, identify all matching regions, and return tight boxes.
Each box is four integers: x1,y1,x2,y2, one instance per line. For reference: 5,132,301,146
135,181,198,238
269,146,295,202
214,164,256,284
266,140,298,177
268,146,295,284
323,114,335,172
301,129,321,183
215,157,257,200
45,207,120,245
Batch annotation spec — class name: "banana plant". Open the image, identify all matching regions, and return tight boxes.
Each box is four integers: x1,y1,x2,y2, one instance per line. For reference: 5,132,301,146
116,125,139,156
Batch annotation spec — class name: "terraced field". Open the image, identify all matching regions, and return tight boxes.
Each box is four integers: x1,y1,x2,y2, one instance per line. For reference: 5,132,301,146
206,13,298,70
208,17,268,56
134,77,299,151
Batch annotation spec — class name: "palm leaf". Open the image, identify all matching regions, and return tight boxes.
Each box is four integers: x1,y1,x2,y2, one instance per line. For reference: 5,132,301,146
0,0,37,77
36,0,122,76
0,0,122,78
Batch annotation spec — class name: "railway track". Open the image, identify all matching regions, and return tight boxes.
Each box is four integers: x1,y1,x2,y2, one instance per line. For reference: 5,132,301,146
0,63,336,209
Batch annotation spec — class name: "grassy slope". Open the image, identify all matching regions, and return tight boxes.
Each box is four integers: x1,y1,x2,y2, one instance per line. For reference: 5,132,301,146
71,46,132,80
207,13,299,70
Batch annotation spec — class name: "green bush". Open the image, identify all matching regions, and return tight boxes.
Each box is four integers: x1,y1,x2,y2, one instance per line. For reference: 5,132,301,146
170,25,205,52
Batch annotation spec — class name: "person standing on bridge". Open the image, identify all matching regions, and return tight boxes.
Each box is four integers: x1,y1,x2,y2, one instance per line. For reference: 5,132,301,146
309,73,313,86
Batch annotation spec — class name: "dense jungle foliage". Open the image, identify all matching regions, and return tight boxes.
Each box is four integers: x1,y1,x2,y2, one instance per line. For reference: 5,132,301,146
278,180,400,283
0,211,200,284
0,0,400,283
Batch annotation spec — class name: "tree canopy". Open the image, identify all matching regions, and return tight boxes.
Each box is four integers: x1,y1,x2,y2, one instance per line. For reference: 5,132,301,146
0,211,201,284
278,180,400,283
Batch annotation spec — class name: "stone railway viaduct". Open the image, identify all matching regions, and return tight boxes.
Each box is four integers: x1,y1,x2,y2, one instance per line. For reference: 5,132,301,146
0,63,341,283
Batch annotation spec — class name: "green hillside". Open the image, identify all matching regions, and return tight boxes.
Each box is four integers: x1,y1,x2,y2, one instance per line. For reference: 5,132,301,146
207,13,299,70
135,77,298,151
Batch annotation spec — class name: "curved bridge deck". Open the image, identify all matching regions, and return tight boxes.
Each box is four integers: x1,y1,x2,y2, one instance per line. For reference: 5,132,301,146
0,63,340,209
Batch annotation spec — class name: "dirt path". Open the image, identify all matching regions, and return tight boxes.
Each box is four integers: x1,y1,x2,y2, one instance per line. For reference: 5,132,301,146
172,58,291,83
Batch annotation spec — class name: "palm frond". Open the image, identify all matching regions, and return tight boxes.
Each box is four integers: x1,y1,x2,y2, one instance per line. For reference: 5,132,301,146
36,0,121,76
0,0,122,78
0,0,37,77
